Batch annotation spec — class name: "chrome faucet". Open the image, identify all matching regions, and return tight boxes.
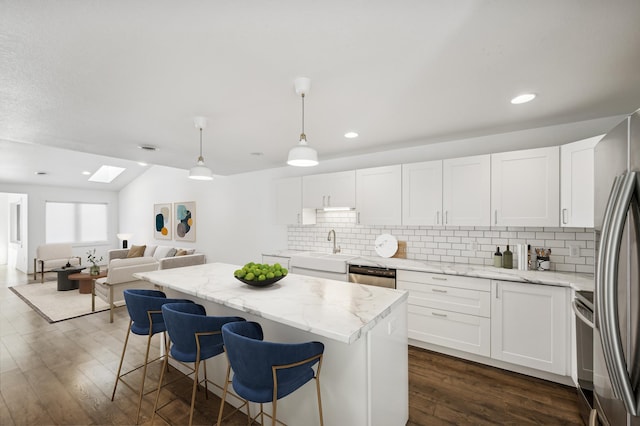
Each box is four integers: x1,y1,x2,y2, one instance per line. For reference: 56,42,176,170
327,229,341,254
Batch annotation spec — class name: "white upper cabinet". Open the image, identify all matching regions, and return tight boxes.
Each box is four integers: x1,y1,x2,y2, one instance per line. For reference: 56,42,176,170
356,165,402,225
560,135,602,227
442,155,491,226
302,170,356,209
491,146,559,227
402,160,443,226
275,177,316,225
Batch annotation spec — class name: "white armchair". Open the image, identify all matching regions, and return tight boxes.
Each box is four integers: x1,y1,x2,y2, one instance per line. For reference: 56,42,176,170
33,243,81,283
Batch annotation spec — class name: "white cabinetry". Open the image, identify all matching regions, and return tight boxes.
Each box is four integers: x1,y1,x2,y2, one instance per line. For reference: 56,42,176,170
402,160,443,226
491,146,559,227
491,280,569,375
356,165,402,225
262,255,291,269
275,177,316,225
560,135,602,227
397,270,491,356
442,155,491,226
303,170,356,209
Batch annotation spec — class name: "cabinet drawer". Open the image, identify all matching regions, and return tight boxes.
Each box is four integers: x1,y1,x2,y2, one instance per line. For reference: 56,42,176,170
397,270,491,292
407,304,491,357
398,280,490,317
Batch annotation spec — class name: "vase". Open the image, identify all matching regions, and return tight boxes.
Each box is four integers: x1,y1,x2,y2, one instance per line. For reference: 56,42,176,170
90,265,100,276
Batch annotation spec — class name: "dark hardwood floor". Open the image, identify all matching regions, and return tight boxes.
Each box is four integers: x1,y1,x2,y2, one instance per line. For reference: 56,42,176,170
0,266,582,425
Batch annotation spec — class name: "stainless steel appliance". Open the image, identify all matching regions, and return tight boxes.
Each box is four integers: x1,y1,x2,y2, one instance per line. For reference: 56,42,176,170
573,290,595,425
593,109,640,426
348,264,396,289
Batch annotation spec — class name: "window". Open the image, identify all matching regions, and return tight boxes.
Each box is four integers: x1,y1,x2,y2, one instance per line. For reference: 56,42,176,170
45,202,108,243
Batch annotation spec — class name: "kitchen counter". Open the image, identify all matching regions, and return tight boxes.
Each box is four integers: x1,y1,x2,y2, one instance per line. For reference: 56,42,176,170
135,262,409,426
347,256,595,292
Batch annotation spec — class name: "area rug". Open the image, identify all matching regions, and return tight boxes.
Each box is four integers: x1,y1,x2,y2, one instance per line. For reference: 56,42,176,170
9,282,110,323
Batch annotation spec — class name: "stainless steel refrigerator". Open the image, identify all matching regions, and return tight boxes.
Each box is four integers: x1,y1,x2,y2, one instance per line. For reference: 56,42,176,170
593,108,640,426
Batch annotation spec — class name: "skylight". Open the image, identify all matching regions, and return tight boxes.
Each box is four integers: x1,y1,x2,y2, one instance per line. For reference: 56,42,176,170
88,165,126,183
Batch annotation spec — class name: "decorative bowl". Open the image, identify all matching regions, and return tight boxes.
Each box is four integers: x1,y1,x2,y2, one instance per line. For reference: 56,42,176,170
234,275,284,287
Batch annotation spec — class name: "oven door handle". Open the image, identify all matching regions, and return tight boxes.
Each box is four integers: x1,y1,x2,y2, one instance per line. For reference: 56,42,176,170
572,300,594,329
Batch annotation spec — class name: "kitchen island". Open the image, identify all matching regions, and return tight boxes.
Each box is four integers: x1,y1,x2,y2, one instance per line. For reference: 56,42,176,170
135,262,409,426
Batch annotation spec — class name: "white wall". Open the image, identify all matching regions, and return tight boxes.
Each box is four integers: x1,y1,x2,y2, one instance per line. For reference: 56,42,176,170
117,116,619,265
0,193,7,264
118,166,290,265
0,183,119,273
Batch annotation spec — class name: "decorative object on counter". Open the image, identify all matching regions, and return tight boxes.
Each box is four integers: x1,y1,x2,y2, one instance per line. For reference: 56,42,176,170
234,261,288,287
516,244,528,270
392,240,407,259
503,245,513,269
535,248,552,271
493,246,502,267
375,233,398,258
86,249,103,275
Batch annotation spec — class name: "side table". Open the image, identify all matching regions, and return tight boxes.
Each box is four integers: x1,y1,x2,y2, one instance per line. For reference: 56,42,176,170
68,270,108,312
52,266,86,291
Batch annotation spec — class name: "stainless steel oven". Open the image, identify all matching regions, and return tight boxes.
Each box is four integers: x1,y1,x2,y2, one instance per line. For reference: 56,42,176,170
348,264,396,289
573,290,594,425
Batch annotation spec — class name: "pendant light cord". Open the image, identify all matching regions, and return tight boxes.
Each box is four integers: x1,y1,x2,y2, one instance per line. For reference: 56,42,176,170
199,127,203,159
300,93,306,141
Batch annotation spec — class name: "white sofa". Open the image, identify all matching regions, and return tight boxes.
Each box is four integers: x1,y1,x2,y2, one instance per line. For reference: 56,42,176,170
94,245,206,322
33,243,81,282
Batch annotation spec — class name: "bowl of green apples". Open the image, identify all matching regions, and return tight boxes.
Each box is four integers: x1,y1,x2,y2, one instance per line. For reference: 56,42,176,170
234,262,288,287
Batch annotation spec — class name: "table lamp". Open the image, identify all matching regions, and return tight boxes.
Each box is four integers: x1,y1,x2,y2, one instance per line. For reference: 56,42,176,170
116,233,133,249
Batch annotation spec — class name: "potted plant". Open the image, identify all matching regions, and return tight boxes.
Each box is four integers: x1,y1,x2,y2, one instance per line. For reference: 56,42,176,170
86,249,103,276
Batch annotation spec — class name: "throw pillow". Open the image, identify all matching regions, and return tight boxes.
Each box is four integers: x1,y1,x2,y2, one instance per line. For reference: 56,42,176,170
175,249,188,256
127,245,146,258
165,248,177,257
153,245,174,260
144,245,157,257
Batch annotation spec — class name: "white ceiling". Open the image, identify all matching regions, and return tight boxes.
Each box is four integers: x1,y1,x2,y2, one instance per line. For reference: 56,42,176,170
1,1,640,190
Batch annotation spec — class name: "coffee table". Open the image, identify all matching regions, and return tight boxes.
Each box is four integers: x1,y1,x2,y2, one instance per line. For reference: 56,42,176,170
68,271,108,312
52,266,86,291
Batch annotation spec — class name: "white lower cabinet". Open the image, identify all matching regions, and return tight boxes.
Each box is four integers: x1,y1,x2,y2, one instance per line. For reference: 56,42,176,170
491,280,569,375
397,270,491,356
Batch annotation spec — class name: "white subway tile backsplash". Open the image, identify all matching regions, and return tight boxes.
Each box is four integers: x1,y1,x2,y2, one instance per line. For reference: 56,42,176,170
287,210,595,273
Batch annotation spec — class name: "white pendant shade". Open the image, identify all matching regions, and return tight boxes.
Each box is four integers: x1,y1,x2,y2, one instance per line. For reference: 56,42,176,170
189,158,213,180
287,139,318,167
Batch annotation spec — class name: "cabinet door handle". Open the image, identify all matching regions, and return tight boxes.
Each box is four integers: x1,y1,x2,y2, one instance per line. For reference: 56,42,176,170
562,208,568,224
327,195,331,206
432,288,448,293
494,210,498,225
432,312,448,318
357,212,361,224
436,211,440,225
431,276,447,281
445,210,448,224
495,282,499,298
322,195,326,207
297,213,300,224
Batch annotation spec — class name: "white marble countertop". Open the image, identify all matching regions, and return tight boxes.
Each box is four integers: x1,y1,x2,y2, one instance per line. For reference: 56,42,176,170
134,262,408,344
347,256,595,292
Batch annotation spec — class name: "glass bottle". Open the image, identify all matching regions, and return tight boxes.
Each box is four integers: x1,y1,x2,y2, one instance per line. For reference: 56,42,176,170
503,245,513,269
493,246,502,268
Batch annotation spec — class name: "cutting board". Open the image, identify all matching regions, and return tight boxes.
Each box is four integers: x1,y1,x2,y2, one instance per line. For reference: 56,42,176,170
392,241,407,258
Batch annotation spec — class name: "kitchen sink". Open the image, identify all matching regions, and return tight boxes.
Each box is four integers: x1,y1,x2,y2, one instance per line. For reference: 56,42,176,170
289,252,359,273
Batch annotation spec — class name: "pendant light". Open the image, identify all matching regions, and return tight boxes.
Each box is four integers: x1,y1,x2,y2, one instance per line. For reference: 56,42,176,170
287,77,319,167
188,116,213,180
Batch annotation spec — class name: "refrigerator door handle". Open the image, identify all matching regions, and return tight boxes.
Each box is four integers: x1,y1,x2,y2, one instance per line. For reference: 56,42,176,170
601,171,639,416
597,174,625,395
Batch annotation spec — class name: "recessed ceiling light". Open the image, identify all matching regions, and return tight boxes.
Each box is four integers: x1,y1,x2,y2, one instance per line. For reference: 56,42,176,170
511,93,536,104
137,162,148,166
81,171,91,175
138,144,158,151
344,132,359,138
34,171,47,175
88,165,126,183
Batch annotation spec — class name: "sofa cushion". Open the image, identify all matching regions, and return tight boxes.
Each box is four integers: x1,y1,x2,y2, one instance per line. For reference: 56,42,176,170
127,245,146,258
153,245,174,260
144,245,157,257
175,249,187,256
36,243,74,261
110,256,157,268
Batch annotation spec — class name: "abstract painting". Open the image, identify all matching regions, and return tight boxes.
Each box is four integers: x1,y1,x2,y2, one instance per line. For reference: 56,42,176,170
154,203,172,240
174,201,196,242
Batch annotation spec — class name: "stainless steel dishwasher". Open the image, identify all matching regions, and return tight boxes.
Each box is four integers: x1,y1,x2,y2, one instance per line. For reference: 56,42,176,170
348,264,396,289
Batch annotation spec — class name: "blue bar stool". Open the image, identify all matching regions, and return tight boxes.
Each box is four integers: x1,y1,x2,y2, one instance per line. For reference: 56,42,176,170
219,321,324,426
111,289,195,424
151,302,246,426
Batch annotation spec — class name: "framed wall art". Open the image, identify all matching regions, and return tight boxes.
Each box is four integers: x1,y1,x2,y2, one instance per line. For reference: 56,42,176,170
174,201,196,242
154,203,172,240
